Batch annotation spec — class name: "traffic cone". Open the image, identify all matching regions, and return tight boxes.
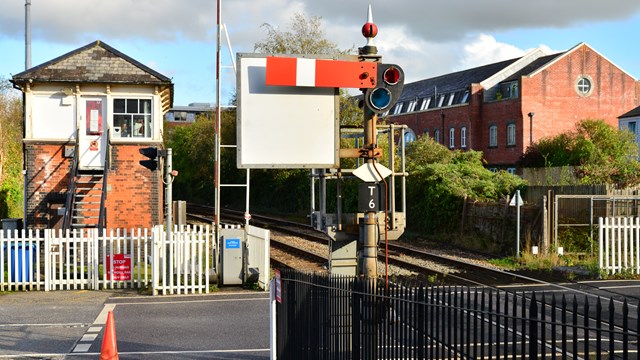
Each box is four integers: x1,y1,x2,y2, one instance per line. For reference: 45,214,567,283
100,311,119,360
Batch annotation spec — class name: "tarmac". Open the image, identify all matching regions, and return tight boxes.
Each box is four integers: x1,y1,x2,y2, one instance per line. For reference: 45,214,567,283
0,288,271,359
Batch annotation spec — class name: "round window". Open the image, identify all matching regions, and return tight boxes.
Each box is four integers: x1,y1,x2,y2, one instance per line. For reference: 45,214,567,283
576,76,593,97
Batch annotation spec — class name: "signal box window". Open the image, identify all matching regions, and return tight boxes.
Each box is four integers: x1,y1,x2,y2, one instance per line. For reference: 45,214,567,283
113,98,152,138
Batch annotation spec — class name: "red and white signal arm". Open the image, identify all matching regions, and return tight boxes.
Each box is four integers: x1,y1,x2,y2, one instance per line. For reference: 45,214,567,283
265,57,378,89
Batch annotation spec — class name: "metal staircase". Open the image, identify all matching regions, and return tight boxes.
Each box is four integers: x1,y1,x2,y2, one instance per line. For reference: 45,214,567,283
62,130,110,232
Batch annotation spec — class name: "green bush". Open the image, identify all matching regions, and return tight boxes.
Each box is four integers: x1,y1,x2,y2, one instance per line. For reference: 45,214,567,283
405,135,525,234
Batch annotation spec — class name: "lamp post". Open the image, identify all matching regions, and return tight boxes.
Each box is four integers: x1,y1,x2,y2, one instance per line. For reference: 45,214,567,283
528,112,535,145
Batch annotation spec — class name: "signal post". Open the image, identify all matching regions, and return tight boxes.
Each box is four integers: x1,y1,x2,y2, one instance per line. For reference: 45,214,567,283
358,8,404,279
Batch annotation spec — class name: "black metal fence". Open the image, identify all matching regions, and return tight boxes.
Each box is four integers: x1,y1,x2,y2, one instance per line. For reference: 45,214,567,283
275,270,639,359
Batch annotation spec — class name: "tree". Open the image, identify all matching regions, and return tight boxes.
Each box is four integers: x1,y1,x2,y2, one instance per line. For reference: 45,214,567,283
405,135,526,233
165,109,241,205
246,13,363,215
254,13,342,55
0,78,24,218
521,119,640,187
254,13,362,127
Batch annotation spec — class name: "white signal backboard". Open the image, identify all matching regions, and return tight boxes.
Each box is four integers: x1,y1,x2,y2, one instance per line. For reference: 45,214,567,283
236,53,339,169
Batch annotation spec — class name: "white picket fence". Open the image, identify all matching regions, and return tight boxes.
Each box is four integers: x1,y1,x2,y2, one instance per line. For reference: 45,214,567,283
1,225,215,294
598,217,640,275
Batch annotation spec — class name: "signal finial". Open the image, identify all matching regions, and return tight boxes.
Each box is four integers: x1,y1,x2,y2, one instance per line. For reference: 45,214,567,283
359,4,378,56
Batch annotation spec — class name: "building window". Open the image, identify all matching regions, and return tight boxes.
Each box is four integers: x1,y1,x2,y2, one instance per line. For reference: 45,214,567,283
507,123,516,146
447,93,455,106
420,98,431,111
434,129,440,143
423,128,429,136
407,100,417,113
461,126,467,148
576,76,593,97
628,121,637,135
507,168,516,175
449,127,455,148
392,102,403,115
489,125,497,147
460,90,470,104
113,98,152,138
437,95,445,107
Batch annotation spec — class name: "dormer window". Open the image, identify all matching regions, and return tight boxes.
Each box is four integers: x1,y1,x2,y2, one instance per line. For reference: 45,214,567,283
392,102,403,115
447,93,455,106
419,98,431,111
407,99,417,112
497,81,519,100
460,90,469,104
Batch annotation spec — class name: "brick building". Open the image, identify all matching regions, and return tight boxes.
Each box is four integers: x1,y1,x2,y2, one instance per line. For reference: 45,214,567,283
619,105,640,157
11,40,173,230
388,42,640,172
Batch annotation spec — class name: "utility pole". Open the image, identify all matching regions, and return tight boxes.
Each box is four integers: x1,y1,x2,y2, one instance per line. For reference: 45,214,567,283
25,0,31,70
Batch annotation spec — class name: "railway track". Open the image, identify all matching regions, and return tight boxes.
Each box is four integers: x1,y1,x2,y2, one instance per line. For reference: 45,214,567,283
187,204,639,337
186,204,546,287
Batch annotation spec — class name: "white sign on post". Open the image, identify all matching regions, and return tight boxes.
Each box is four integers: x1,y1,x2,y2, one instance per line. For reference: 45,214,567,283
509,191,524,207
510,190,523,257
236,53,340,169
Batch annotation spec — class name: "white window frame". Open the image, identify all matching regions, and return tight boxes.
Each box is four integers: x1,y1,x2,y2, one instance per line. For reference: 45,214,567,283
489,125,497,147
507,123,516,146
507,167,517,175
434,129,440,143
576,76,593,97
461,90,470,103
392,102,403,115
437,95,445,107
420,98,430,111
447,93,455,106
461,126,467,148
407,100,417,112
112,97,153,139
449,127,455,148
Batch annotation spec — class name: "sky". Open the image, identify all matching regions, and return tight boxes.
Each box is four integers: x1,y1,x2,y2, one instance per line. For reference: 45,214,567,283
1,0,640,107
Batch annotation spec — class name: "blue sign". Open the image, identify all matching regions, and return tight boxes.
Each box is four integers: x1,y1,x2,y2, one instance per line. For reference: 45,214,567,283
225,238,241,249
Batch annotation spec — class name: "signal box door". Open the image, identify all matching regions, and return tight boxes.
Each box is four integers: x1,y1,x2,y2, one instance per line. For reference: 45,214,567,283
78,97,107,170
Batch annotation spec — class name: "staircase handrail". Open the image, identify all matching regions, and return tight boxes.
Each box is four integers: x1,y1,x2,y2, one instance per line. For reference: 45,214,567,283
97,128,111,235
62,129,80,231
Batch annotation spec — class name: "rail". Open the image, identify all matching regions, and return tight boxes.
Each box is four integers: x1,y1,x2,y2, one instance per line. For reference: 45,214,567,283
97,128,111,234
62,130,80,231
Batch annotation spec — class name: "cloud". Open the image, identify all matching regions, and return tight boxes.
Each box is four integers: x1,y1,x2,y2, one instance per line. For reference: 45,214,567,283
4,0,640,47
0,0,215,43
458,34,527,70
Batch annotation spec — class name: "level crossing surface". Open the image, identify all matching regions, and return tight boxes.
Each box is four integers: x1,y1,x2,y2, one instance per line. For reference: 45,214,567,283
0,289,270,359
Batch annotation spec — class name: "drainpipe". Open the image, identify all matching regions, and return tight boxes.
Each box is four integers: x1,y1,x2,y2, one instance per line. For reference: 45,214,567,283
528,112,535,146
440,111,445,145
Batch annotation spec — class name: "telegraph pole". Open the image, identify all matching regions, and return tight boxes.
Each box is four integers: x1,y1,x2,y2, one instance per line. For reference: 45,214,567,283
25,0,31,70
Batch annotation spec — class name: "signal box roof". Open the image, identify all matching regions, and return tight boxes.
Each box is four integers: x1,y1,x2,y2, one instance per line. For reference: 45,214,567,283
12,40,172,85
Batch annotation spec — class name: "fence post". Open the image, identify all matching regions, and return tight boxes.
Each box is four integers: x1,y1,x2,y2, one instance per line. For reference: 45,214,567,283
528,292,538,358
599,217,604,272
44,229,50,291
152,226,159,296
